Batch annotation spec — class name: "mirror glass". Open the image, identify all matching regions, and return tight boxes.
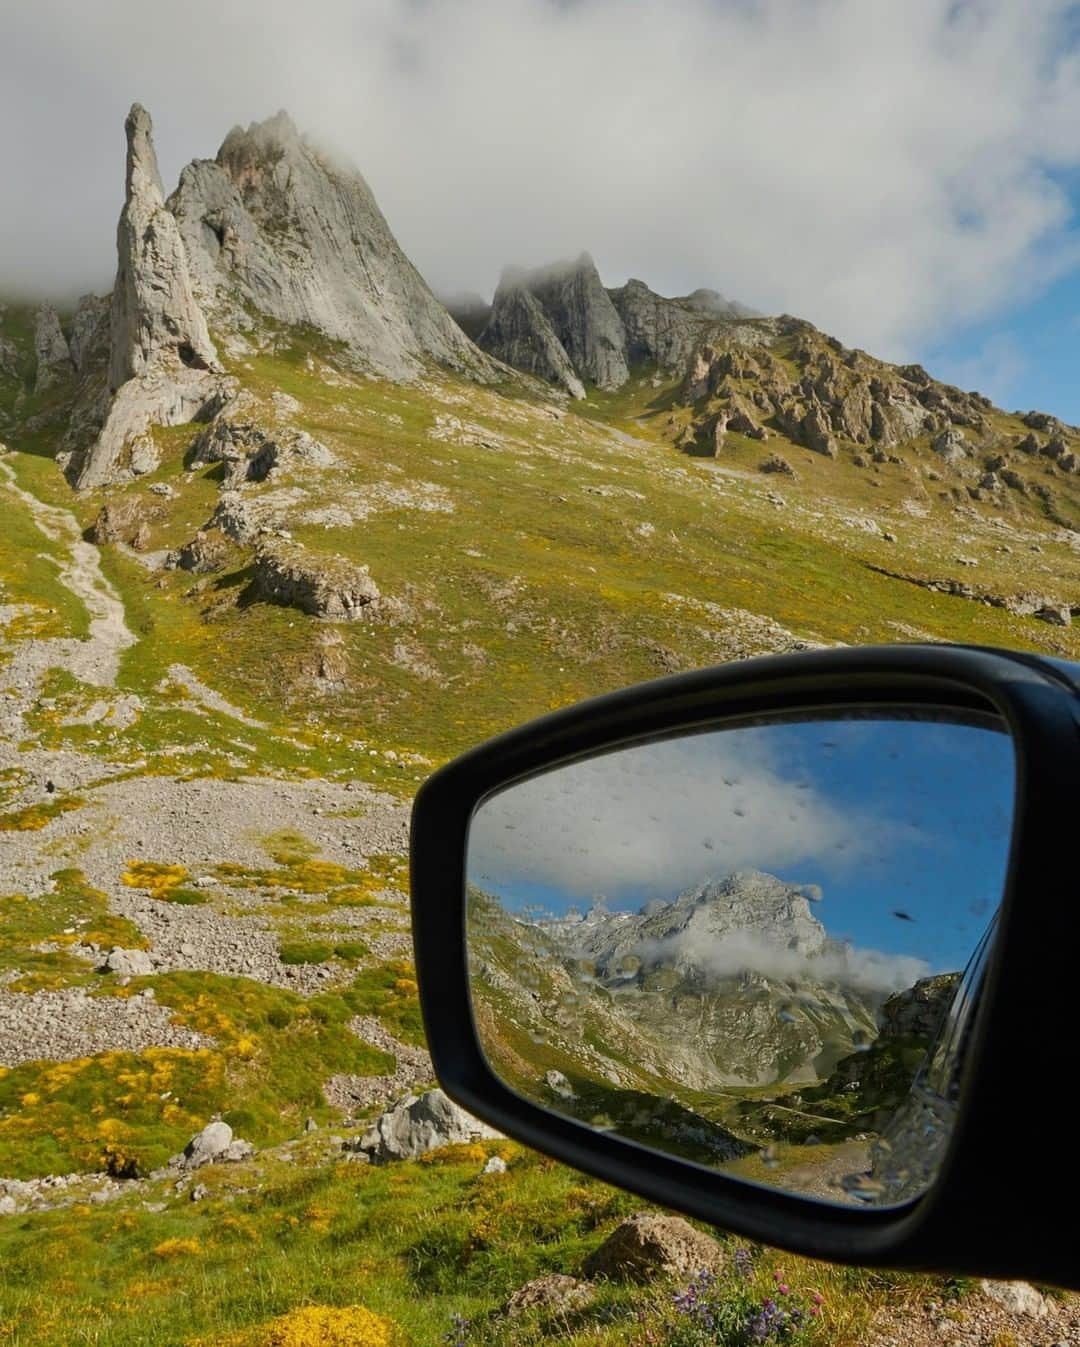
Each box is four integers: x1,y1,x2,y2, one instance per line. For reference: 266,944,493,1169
465,708,1014,1207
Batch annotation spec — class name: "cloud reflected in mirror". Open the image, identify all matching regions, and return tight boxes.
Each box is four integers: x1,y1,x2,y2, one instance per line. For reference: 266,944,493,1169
466,709,1014,1207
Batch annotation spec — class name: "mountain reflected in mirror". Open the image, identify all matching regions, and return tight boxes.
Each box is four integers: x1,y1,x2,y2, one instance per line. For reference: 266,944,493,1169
465,710,1015,1207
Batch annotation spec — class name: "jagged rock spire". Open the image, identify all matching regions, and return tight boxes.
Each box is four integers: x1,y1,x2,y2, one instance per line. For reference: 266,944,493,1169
108,103,219,392
32,305,73,392
480,274,586,399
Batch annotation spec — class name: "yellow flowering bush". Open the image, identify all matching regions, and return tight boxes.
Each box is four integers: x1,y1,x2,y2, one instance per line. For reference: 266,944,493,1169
206,1305,401,1347
122,860,189,899
152,1238,202,1259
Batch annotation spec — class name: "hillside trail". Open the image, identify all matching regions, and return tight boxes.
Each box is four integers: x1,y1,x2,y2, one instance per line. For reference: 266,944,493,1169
0,457,135,699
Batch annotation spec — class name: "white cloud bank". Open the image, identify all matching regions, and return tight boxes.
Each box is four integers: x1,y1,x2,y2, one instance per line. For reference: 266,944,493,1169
467,727,894,900
5,0,1080,360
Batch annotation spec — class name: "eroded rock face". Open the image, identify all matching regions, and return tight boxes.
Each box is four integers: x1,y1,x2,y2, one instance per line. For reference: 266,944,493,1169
358,1088,502,1162
525,253,629,390
68,294,110,373
109,104,219,393
33,305,73,392
173,528,234,574
609,278,755,371
479,277,585,399
252,540,380,620
169,111,493,382
582,1213,723,1283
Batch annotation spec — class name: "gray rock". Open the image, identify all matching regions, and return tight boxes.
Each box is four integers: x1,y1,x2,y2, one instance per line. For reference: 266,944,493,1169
179,1120,234,1169
90,496,154,549
582,1212,724,1283
759,453,796,477
33,305,73,392
104,947,154,977
169,110,494,382
68,294,110,373
504,1274,597,1318
358,1088,502,1162
190,1183,209,1202
109,104,219,394
173,529,233,575
932,428,968,465
479,277,585,399
979,1280,1048,1318
481,1154,507,1175
544,1069,575,1099
608,278,751,372
252,540,380,620
190,404,334,485
524,253,629,390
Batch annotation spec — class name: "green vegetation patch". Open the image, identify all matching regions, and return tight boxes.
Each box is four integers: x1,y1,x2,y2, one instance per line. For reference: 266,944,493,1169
0,869,146,993
0,795,84,832
278,940,368,966
0,970,395,1179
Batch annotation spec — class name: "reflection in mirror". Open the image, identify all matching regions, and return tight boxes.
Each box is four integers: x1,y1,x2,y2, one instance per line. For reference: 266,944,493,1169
465,710,1014,1208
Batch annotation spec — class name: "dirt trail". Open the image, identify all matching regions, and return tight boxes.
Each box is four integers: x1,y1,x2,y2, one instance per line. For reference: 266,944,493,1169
0,459,135,691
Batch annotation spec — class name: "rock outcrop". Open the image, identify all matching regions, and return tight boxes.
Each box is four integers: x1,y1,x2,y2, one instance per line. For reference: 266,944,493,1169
32,305,73,392
169,110,495,382
67,294,110,373
609,278,755,371
190,401,335,486
478,254,629,392
109,105,220,392
479,276,586,399
504,1275,597,1318
252,540,380,619
678,317,995,462
357,1088,502,1162
75,105,228,489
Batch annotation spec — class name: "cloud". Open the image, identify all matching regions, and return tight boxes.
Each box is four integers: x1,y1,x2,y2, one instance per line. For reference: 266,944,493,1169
5,0,1080,362
467,726,895,901
640,927,931,995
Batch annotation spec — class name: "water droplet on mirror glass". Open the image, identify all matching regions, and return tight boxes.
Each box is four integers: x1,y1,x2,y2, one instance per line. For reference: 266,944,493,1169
529,1031,546,1046
778,1004,797,1024
840,1173,886,1202
762,1144,780,1169
852,1031,872,1052
590,1113,616,1132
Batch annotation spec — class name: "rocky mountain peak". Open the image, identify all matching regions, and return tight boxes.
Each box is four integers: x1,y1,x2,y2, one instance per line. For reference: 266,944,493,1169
169,110,495,382
109,102,220,394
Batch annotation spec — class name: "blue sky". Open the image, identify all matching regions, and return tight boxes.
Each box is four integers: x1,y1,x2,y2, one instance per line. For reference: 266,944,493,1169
468,716,1016,983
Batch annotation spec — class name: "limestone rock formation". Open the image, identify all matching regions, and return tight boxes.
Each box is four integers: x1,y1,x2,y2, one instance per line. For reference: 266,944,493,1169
67,294,110,373
90,496,155,550
252,540,380,620
582,1212,724,1283
609,278,754,371
358,1088,502,1162
525,253,629,390
190,401,335,486
480,276,586,399
33,305,73,392
109,104,219,392
76,105,228,489
169,110,494,382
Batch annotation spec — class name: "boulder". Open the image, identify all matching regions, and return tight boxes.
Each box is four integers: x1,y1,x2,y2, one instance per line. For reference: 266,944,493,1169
358,1088,502,1163
979,1280,1049,1318
759,453,796,477
176,1120,233,1169
174,529,233,574
252,541,380,620
481,1155,508,1175
104,948,154,977
932,428,968,465
504,1274,597,1318
90,497,154,548
544,1069,575,1099
582,1212,724,1283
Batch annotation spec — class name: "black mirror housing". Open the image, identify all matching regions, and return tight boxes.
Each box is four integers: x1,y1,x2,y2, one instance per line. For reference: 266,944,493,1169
409,644,1080,1287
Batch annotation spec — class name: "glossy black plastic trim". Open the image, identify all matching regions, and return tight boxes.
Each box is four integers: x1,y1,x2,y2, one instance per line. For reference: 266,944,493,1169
410,644,1080,1286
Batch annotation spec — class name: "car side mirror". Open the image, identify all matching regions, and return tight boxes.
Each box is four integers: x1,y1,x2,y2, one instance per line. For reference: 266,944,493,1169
409,644,1080,1287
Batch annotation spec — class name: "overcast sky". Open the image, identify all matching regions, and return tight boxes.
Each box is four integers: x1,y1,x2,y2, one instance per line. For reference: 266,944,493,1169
6,0,1080,415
